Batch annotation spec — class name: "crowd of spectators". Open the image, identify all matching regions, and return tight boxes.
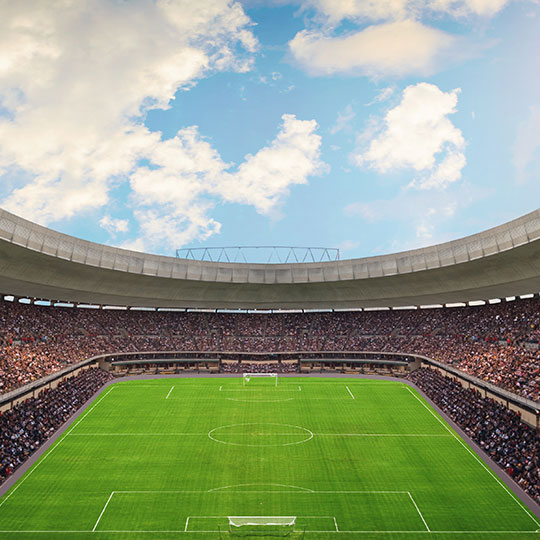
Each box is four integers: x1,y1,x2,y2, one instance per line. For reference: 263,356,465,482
408,368,539,503
0,368,113,486
221,361,298,373
0,298,539,398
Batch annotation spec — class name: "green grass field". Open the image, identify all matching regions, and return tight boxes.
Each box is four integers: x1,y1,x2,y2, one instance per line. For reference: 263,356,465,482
0,376,538,539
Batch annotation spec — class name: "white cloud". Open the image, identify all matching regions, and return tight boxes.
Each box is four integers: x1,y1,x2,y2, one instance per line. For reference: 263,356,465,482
127,125,227,250
365,87,395,106
289,20,457,78
344,183,480,251
128,114,325,251
330,104,356,134
353,82,466,190
430,0,511,17
513,105,540,184
218,114,326,215
99,215,129,235
303,0,512,23
291,0,514,78
0,0,257,225
0,0,327,255
303,0,410,24
133,206,222,253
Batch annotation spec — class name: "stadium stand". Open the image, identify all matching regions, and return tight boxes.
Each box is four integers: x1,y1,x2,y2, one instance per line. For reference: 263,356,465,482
0,297,539,399
0,367,113,486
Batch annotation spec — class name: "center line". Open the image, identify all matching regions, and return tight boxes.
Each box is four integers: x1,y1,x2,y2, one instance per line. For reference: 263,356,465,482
165,386,175,400
346,386,355,400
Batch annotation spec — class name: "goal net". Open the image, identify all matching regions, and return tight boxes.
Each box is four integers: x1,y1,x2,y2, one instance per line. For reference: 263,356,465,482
243,373,278,387
228,516,295,536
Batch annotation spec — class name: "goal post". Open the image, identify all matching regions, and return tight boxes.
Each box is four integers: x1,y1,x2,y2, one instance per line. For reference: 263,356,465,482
242,373,278,387
228,516,295,536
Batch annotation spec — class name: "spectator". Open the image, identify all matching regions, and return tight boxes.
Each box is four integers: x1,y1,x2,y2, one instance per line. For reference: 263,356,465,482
0,298,538,399
0,368,113,485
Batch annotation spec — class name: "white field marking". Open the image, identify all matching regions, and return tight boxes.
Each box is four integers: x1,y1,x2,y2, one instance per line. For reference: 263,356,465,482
225,397,295,403
69,431,449,437
280,383,402,387
71,433,205,436
406,387,540,528
165,385,174,399
299,385,301,391
92,491,115,532
113,384,176,387
208,483,315,492
345,386,355,399
19,484,540,535
219,390,368,402
104,487,540,533
184,517,189,533
114,490,410,494
219,385,222,391
334,517,339,532
315,433,451,437
1,530,539,534
408,492,430,532
207,423,313,447
221,388,283,392
189,515,334,518
113,382,400,388
0,386,116,509
210,433,306,435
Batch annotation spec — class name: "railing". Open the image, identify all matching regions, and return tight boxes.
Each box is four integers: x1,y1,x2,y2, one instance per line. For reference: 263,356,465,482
175,246,340,264
418,355,539,414
0,356,101,408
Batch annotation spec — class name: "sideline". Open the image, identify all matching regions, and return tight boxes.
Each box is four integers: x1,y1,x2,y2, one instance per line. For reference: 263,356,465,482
0,372,538,522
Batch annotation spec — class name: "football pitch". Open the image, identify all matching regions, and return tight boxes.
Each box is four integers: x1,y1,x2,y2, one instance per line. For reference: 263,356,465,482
0,376,538,539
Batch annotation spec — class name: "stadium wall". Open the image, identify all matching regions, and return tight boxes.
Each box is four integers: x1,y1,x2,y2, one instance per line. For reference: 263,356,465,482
1,208,539,308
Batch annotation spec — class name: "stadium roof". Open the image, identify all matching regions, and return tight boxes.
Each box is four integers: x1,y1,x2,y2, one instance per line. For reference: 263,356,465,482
0,207,539,309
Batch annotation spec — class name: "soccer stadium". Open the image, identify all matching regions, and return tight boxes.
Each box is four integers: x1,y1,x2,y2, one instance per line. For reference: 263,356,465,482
1,2,540,539
0,206,539,539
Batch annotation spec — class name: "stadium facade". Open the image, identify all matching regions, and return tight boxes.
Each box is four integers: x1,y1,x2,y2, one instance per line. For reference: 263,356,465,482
0,207,539,309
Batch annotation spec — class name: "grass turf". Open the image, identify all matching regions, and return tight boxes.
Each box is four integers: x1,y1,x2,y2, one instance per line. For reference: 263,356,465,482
0,376,538,539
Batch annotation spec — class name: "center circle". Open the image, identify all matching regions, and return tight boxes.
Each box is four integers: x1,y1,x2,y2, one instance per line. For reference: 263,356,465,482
208,423,313,447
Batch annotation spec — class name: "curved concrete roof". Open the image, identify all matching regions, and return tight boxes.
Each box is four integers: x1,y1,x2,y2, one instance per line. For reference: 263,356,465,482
0,207,539,309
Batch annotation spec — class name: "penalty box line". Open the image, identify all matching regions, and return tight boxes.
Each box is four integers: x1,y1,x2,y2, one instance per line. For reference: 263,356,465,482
87,489,536,534
93,492,115,532
91,490,427,533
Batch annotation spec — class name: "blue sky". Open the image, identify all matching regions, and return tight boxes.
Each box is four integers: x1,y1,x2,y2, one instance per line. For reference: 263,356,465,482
0,0,539,259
